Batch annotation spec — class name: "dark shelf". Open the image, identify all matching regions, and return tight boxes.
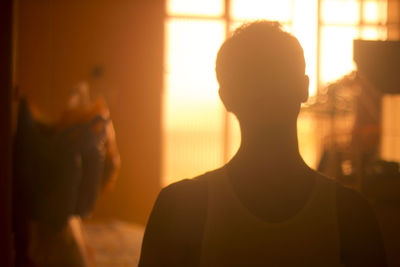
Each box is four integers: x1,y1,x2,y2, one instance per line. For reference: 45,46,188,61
354,40,400,94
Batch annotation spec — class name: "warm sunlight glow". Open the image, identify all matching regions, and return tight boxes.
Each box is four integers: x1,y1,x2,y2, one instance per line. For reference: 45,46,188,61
361,26,387,40
164,19,225,184
165,19,224,130
320,26,358,83
167,0,224,16
364,1,387,23
322,0,360,24
365,1,380,22
163,0,388,185
231,0,292,21
292,0,318,95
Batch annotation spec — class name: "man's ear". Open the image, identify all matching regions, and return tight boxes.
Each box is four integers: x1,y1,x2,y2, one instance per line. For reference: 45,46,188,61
300,75,309,103
219,86,232,112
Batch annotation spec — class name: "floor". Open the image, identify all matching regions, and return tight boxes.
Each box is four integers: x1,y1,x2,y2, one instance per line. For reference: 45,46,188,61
83,221,144,267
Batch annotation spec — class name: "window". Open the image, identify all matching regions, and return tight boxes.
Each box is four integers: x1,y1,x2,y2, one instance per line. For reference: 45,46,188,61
163,0,388,185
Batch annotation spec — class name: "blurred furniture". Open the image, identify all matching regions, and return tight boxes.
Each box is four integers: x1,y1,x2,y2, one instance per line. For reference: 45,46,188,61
353,40,400,94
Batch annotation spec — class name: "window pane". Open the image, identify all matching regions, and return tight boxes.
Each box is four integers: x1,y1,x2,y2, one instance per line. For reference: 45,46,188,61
231,0,292,22
167,0,224,16
364,1,387,23
164,19,226,185
292,0,318,96
322,0,360,24
320,26,359,84
361,26,387,40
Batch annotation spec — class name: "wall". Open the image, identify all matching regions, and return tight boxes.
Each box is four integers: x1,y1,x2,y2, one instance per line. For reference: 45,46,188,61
17,0,164,225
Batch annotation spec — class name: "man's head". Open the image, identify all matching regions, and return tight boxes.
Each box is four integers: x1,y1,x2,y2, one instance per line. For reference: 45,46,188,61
216,21,309,126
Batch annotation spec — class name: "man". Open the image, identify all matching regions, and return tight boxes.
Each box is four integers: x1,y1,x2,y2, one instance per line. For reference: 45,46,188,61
139,21,386,266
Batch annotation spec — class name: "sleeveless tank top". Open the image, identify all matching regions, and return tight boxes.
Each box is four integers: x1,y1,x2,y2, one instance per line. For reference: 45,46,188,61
200,168,343,266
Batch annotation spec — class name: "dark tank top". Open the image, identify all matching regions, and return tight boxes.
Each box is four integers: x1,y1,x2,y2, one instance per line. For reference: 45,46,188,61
200,168,343,266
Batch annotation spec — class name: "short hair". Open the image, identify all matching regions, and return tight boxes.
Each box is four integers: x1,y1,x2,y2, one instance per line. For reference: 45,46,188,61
215,21,306,91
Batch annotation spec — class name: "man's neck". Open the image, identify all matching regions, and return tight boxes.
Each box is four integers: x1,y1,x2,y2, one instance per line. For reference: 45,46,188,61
227,122,310,181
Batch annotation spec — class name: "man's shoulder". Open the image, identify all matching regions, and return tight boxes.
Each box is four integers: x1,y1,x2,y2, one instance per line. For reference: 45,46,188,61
320,173,372,215
315,172,386,265
156,168,226,213
314,171,369,207
333,178,377,230
161,167,225,199
336,184,386,265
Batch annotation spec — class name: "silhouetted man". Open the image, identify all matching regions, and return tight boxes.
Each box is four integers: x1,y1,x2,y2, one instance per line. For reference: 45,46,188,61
139,21,386,266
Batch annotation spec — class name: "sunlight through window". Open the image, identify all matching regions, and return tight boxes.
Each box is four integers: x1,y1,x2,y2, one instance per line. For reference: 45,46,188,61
164,19,225,184
320,26,359,83
322,0,360,24
231,0,292,21
167,0,224,16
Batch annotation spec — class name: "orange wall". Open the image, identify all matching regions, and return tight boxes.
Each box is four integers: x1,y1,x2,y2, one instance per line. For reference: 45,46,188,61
17,0,164,225
388,0,400,40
